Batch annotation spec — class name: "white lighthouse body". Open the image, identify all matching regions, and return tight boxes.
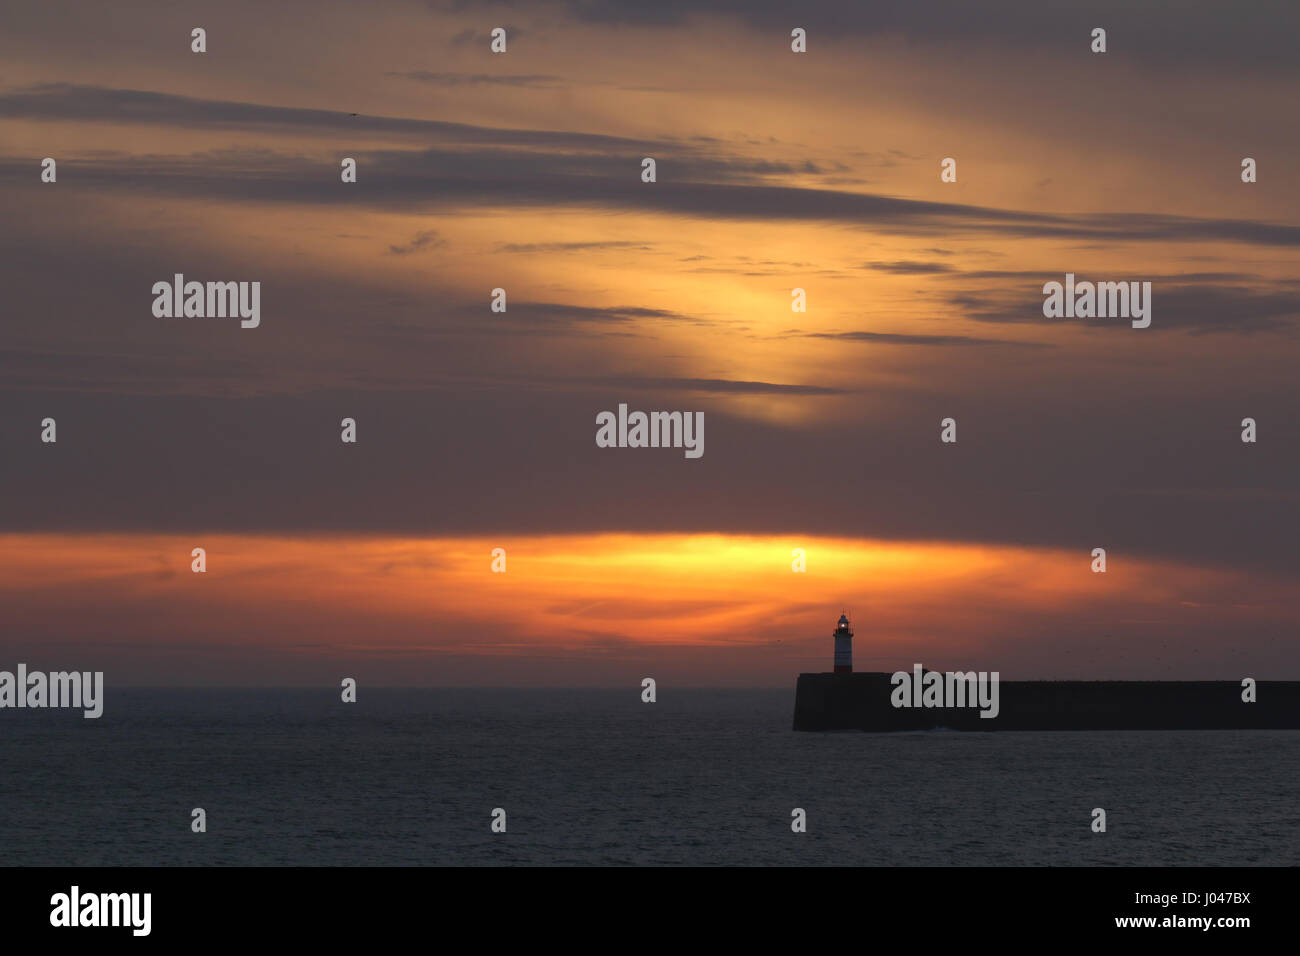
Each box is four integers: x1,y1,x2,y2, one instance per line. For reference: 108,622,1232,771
833,613,853,673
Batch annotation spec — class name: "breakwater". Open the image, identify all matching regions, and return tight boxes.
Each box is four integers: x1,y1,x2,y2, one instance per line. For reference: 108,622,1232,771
793,672,1300,731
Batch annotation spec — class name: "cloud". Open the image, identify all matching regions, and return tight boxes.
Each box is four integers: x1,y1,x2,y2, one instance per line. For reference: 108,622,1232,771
387,229,445,255
0,83,656,150
536,0,1300,73
502,302,709,325
574,376,848,395
946,280,1300,332
4,84,1299,247
384,71,562,88
3,382,1298,579
864,260,958,275
6,145,1300,250
799,331,1046,348
6,84,1300,248
496,241,654,253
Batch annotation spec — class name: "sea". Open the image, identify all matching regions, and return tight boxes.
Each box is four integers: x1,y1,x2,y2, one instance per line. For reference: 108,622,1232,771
2,688,1296,866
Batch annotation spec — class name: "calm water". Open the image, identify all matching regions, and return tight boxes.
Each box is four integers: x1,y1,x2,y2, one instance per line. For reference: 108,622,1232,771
2,688,1296,866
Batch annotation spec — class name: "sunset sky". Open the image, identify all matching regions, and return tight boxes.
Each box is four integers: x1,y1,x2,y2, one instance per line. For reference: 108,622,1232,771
2,1,1297,685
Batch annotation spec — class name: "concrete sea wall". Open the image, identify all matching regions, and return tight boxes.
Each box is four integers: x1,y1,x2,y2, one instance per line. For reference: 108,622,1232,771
792,672,1300,731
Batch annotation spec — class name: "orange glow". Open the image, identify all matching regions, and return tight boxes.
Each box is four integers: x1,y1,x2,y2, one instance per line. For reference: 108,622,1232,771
1,533,1294,685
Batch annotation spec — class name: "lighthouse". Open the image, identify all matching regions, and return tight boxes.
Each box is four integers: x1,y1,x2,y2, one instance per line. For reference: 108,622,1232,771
833,613,853,673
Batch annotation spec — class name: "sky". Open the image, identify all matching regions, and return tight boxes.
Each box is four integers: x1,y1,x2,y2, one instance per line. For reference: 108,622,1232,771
1,0,1297,685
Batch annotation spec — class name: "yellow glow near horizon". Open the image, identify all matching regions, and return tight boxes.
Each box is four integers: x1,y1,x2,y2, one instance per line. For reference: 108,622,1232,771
1,532,1288,662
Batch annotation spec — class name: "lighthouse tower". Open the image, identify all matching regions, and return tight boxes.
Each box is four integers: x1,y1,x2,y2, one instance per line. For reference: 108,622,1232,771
833,613,853,673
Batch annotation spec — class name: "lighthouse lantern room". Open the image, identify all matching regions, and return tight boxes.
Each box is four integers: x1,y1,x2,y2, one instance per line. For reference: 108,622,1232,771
833,613,853,673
